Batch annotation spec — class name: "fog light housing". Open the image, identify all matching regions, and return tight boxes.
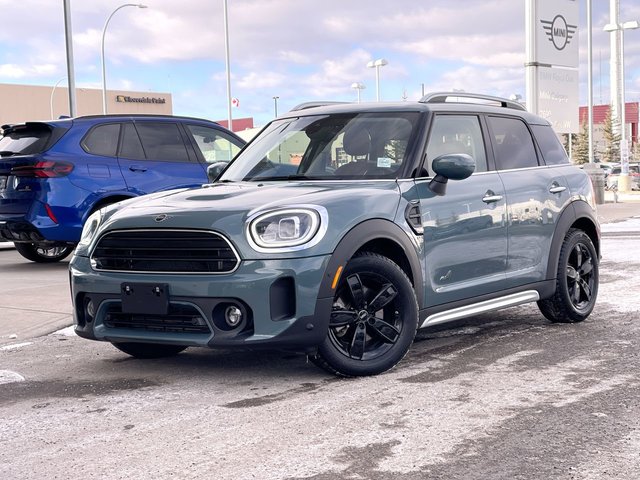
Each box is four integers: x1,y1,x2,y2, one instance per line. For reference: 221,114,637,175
225,305,243,327
85,299,96,322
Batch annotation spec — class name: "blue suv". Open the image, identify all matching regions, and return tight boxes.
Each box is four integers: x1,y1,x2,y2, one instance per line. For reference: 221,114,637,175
0,115,245,262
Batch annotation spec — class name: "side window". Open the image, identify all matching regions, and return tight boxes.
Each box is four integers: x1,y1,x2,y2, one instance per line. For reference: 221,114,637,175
81,123,120,157
426,115,488,173
531,125,569,165
119,123,146,160
488,116,539,170
186,125,242,163
134,122,190,162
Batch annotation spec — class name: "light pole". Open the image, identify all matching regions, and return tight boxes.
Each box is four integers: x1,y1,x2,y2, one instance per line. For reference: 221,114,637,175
273,96,279,117
223,0,232,131
50,77,67,119
351,82,365,103
101,3,147,114
604,19,639,191
366,58,388,102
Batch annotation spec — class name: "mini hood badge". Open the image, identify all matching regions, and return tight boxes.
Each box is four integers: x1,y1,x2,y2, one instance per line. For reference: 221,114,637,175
154,214,172,223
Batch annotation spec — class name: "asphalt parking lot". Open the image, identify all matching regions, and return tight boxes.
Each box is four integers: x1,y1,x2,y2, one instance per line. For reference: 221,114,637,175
1,200,640,479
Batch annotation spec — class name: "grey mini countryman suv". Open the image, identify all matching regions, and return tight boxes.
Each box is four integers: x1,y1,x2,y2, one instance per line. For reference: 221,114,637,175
70,92,600,377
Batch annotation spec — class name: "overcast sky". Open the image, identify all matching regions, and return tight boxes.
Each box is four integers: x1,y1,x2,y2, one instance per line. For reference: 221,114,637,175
1,0,639,126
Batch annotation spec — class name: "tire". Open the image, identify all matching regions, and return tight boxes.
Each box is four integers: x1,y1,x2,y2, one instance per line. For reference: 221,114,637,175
112,342,188,359
310,252,419,377
14,243,74,263
538,228,599,323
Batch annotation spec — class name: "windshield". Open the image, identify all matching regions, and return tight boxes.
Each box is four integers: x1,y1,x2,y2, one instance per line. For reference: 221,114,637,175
220,112,420,182
0,124,53,156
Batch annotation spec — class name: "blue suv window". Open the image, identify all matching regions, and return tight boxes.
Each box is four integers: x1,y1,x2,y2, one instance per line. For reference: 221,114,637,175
1,123,54,155
81,123,120,157
120,122,146,160
135,122,190,162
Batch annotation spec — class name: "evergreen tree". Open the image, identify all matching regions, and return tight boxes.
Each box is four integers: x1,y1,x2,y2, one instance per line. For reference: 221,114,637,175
572,122,590,164
601,108,620,163
631,140,640,162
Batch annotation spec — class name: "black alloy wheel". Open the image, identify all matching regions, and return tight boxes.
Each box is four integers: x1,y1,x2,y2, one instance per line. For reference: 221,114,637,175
311,253,418,376
538,228,599,323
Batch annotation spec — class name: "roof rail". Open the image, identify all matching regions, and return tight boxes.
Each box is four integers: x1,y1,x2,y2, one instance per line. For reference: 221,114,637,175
419,92,526,111
289,101,350,112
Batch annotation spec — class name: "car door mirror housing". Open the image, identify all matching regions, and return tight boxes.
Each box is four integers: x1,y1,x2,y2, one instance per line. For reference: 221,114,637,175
428,153,476,196
207,161,228,183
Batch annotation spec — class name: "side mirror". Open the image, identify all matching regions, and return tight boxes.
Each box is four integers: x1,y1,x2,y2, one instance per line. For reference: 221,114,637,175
428,154,475,196
206,161,228,183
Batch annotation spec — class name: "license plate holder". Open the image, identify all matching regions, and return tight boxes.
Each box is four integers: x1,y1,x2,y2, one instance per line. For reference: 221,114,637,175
121,282,169,315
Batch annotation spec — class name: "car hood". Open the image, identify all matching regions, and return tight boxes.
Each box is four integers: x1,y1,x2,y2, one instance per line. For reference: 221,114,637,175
97,181,403,259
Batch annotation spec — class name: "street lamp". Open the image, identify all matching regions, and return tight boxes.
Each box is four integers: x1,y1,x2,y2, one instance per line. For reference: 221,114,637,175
273,96,279,117
50,77,67,119
101,3,147,114
351,82,366,103
604,19,639,190
366,58,388,102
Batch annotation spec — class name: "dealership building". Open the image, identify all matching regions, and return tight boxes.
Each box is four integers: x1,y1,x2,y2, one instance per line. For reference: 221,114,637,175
0,82,172,125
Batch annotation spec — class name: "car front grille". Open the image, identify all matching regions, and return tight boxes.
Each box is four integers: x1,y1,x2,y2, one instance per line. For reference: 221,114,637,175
91,229,239,274
104,303,211,334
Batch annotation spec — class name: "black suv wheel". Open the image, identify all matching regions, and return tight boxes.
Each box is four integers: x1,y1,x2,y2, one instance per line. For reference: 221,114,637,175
311,253,418,376
538,228,599,323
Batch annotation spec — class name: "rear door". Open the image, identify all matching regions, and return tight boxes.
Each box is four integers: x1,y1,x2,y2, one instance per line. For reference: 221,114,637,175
117,121,207,195
487,116,571,288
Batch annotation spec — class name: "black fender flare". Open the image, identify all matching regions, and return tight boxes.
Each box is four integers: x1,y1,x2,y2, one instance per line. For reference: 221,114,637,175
316,219,424,307
545,200,600,279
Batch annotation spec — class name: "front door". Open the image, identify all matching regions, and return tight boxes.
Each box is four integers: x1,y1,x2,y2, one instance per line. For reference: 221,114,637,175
417,114,508,307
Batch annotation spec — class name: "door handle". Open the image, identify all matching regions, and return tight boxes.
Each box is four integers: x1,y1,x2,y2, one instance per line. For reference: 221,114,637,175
129,165,148,172
549,184,566,194
482,191,503,203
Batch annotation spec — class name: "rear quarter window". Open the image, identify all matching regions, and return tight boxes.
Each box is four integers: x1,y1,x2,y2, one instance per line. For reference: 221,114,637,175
81,123,121,157
531,125,569,165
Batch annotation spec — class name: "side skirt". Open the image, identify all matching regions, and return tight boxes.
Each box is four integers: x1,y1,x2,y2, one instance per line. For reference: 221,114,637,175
418,280,555,329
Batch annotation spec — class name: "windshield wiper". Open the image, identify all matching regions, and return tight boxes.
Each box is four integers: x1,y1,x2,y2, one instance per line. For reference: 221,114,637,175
0,151,16,157
249,175,320,181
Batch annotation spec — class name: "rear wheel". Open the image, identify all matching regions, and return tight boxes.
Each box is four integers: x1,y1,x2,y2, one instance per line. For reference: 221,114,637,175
14,243,74,263
112,342,188,359
538,228,599,323
311,253,418,377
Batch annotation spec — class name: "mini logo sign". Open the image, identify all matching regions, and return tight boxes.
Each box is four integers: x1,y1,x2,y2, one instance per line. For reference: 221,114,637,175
154,214,172,223
541,15,576,51
116,95,167,104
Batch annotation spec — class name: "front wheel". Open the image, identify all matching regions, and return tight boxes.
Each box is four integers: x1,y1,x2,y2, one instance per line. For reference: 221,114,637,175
14,243,74,263
311,253,418,377
538,228,599,323
112,342,188,359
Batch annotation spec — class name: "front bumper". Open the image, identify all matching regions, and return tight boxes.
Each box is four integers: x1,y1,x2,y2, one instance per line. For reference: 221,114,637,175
70,253,334,353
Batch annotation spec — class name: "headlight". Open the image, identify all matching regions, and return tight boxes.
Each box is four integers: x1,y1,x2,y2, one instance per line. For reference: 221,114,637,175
248,207,326,251
78,209,103,248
